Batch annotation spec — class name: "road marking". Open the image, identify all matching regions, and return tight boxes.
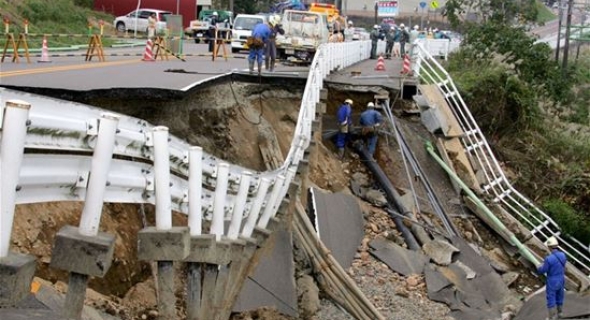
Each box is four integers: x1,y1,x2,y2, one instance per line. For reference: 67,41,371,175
0,59,140,78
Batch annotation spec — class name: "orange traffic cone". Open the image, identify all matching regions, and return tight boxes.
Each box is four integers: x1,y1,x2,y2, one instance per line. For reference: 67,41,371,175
400,54,412,75
38,36,51,63
374,55,385,71
142,39,155,62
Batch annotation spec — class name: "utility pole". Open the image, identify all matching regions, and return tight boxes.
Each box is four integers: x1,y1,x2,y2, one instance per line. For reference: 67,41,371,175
374,1,379,25
229,0,234,13
555,0,564,62
562,0,574,71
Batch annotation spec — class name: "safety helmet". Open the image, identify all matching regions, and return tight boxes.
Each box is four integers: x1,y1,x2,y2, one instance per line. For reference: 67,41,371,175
344,99,353,105
413,25,419,30
348,20,353,25
373,25,379,29
367,102,375,108
400,23,405,28
269,15,279,26
545,236,559,247
212,11,218,16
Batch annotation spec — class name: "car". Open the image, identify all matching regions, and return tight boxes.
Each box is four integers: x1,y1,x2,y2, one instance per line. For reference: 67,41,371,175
114,9,172,34
231,14,269,53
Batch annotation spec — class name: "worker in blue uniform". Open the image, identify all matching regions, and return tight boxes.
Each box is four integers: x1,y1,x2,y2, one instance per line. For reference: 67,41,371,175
537,236,567,320
247,21,271,74
359,102,383,159
335,98,354,159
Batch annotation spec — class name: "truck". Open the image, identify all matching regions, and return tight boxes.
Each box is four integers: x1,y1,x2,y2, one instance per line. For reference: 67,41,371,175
275,10,330,62
184,9,233,43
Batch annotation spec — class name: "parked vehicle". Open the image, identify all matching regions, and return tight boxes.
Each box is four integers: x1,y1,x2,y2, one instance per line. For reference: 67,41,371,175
231,14,269,53
184,10,233,44
276,10,329,62
114,8,171,34
352,27,370,41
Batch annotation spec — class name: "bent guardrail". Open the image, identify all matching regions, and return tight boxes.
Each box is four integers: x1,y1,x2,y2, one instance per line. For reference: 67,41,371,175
413,42,590,280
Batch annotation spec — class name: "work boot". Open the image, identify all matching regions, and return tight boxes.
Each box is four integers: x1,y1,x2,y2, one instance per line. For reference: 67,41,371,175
547,308,558,320
265,59,270,71
248,60,254,74
270,60,275,72
557,306,563,319
257,61,262,75
337,148,345,159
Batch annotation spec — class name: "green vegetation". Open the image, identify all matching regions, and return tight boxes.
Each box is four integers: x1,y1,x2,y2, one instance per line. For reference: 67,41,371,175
0,0,115,48
444,0,590,242
535,1,556,24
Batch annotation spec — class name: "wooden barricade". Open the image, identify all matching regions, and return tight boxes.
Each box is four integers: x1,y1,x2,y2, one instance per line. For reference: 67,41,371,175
212,28,231,62
1,33,30,63
85,34,105,62
153,36,170,61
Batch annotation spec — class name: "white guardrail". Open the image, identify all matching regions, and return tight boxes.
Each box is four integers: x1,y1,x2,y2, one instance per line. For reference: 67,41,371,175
0,40,372,257
413,42,590,276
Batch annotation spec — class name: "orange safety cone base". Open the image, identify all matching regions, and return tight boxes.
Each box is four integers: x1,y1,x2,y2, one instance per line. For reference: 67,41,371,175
374,56,386,71
38,37,52,63
142,39,155,62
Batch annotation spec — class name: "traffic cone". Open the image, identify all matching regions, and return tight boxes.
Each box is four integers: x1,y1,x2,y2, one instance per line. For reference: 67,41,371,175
400,54,412,75
374,55,385,71
142,39,155,62
38,36,51,63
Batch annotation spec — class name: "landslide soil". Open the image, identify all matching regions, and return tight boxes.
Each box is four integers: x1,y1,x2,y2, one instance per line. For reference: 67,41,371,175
10,80,543,319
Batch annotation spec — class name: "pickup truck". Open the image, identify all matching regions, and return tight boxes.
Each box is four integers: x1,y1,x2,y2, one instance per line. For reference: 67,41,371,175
184,10,233,43
276,10,329,62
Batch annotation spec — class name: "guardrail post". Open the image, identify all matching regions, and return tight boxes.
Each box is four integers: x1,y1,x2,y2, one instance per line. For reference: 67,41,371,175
50,113,119,319
138,126,189,320
0,99,36,307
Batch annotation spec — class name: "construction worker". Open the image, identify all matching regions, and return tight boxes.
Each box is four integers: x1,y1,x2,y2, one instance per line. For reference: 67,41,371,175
335,99,354,159
537,236,567,320
359,102,383,159
399,24,410,57
147,13,157,39
385,27,395,59
265,15,284,72
370,25,380,59
247,20,271,74
207,12,219,53
409,25,420,55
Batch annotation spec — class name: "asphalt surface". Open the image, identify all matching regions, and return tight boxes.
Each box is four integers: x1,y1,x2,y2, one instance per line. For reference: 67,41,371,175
0,40,308,91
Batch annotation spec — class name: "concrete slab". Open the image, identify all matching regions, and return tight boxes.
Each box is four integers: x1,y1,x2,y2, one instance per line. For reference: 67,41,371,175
324,56,407,90
515,290,590,320
424,265,452,294
0,309,63,320
449,307,501,320
311,188,365,269
369,238,429,276
422,239,460,266
234,223,297,317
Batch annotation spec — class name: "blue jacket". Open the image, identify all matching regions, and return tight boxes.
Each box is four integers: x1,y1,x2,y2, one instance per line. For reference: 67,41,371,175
337,104,352,126
537,249,567,289
252,23,271,43
359,109,383,127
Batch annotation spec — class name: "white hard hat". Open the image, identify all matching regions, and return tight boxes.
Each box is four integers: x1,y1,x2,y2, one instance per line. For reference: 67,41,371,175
545,236,559,247
367,102,375,108
414,25,419,30
344,99,353,105
373,25,379,29
348,20,353,25
400,23,405,28
270,15,280,26
212,11,218,16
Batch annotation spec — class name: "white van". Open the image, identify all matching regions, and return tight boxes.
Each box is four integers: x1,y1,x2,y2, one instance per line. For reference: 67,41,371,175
231,14,269,53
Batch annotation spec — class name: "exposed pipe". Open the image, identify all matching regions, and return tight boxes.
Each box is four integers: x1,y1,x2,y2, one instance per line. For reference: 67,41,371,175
351,142,420,251
425,141,540,266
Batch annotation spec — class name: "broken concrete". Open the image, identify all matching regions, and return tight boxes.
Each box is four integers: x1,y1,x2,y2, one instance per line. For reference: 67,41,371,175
422,239,460,266
369,238,428,276
311,188,365,268
515,289,590,320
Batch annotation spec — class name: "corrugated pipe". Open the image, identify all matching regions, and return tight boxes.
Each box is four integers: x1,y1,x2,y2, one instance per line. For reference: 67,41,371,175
425,141,540,266
352,142,421,251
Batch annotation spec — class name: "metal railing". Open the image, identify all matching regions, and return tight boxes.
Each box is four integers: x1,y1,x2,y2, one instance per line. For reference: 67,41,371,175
0,40,372,257
412,42,590,276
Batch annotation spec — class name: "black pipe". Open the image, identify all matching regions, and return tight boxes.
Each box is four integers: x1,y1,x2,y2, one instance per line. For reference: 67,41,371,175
351,142,421,251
